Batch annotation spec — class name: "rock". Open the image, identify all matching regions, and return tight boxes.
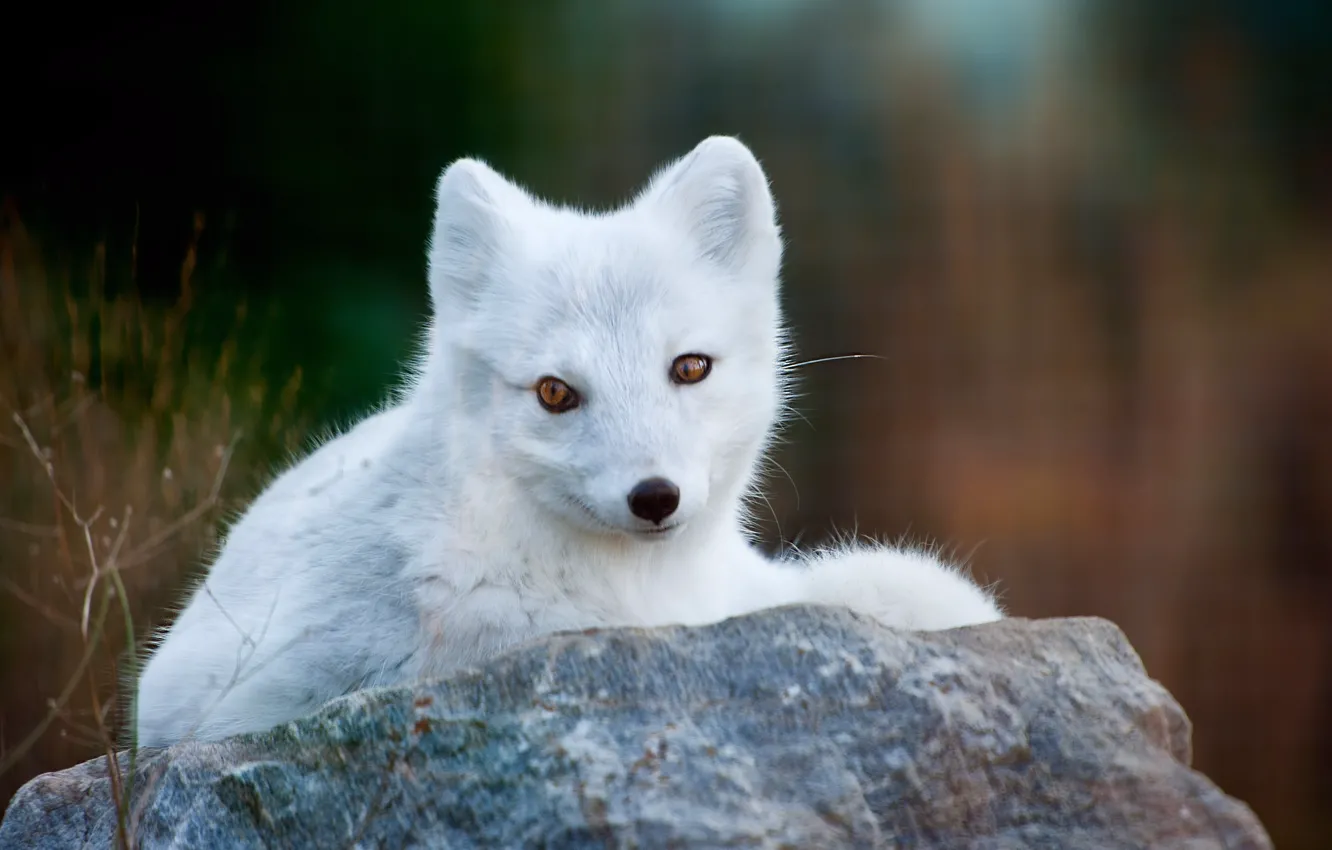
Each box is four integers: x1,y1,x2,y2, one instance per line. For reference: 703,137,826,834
1,606,1271,849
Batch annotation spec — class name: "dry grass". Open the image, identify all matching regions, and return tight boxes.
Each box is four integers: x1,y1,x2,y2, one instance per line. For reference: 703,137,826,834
0,199,307,843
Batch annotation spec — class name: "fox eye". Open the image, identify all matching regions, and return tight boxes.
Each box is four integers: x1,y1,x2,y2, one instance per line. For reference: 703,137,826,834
535,376,580,413
671,354,712,385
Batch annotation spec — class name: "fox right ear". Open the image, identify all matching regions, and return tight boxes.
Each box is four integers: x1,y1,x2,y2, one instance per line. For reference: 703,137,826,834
639,136,782,282
428,158,518,314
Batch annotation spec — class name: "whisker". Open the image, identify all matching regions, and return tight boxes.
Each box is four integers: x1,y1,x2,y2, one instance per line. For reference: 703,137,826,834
754,489,784,546
783,353,886,370
777,404,813,429
765,457,800,511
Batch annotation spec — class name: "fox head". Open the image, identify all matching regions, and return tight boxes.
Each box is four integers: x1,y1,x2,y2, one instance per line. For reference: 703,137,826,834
423,136,788,541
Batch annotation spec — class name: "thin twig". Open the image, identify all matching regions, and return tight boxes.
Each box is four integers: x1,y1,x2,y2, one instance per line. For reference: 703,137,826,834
106,566,138,847
0,587,112,776
104,437,236,574
0,516,62,538
0,576,79,631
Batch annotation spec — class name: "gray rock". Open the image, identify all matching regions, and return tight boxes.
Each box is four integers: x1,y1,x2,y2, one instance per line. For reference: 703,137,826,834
2,606,1271,849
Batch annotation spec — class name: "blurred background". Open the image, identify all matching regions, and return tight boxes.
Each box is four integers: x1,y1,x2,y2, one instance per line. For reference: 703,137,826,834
2,0,1329,844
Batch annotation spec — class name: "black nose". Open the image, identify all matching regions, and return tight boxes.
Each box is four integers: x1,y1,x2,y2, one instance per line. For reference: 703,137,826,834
627,477,680,524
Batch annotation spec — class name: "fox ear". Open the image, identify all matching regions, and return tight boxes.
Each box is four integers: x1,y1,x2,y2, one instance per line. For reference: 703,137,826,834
640,136,782,279
428,158,521,314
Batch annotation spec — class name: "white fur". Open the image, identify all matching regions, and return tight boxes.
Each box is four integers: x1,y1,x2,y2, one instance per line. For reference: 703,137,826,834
134,137,1002,747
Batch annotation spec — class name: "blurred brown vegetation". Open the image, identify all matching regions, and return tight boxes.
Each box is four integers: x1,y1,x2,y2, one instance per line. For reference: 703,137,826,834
501,4,1332,846
3,2,1331,848
0,203,305,811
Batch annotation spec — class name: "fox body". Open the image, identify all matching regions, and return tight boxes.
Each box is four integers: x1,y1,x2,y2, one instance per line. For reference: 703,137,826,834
135,137,1002,747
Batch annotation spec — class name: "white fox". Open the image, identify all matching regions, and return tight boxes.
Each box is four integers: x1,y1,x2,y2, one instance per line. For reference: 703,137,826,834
134,136,1002,747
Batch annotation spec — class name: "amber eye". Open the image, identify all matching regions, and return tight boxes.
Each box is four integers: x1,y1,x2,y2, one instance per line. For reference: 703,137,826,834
535,377,580,413
671,354,713,385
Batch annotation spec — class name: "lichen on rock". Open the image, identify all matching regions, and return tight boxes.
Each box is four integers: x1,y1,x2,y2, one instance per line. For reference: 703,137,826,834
0,605,1273,849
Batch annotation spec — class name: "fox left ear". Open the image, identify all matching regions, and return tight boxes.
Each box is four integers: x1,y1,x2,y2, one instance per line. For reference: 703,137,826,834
640,136,782,280
428,157,529,317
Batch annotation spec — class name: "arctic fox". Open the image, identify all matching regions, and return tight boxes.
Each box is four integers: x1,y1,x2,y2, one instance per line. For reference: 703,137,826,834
134,136,1002,747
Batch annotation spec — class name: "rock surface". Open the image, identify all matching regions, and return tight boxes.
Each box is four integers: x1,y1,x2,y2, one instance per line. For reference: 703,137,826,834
2,605,1271,849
